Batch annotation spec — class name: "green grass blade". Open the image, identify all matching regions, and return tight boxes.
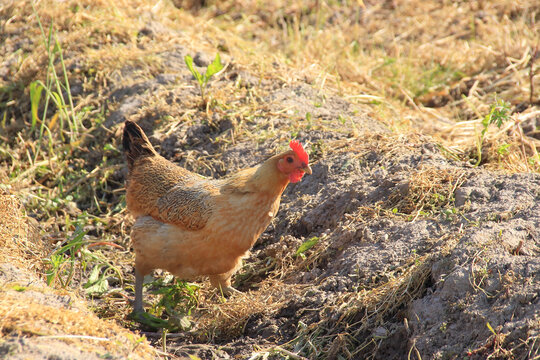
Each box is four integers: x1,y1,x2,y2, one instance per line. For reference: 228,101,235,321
55,35,79,140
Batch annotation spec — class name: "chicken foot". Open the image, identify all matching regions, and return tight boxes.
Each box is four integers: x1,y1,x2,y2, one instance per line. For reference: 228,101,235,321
209,273,241,296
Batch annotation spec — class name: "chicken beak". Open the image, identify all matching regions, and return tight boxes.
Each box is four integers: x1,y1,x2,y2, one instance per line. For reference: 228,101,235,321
302,164,312,175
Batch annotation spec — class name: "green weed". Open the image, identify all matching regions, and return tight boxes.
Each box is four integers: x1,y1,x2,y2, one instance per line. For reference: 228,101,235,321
295,236,319,260
482,99,511,137
44,226,86,287
474,99,512,166
133,276,201,330
497,143,511,156
32,6,82,154
44,218,122,293
84,263,112,296
12,7,101,223
184,53,224,105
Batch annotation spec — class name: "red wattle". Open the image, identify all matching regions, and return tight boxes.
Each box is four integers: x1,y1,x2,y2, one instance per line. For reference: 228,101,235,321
288,171,304,183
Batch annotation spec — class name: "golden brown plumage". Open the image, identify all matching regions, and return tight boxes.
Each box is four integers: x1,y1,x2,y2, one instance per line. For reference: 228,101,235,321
123,121,312,312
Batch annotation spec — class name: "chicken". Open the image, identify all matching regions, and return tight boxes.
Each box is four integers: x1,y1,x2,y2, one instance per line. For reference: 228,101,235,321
122,120,312,312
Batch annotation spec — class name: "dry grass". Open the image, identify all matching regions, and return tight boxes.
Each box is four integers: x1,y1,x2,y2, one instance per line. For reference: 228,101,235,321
386,166,467,216
0,192,45,270
0,192,158,359
192,280,302,341
2,0,538,192
195,0,539,169
0,287,158,359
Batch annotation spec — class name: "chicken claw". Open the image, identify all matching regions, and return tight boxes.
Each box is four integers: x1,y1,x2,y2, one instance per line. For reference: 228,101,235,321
220,285,241,297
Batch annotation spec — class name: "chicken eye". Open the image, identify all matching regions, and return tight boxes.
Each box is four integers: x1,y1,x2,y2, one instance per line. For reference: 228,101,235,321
286,156,294,163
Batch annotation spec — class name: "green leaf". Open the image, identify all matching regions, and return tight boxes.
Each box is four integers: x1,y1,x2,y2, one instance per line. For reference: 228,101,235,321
45,253,64,286
103,143,119,152
130,311,170,329
295,237,319,256
204,53,223,82
29,81,44,130
85,278,109,296
168,314,192,331
51,91,63,109
482,99,511,136
84,265,109,296
497,143,510,155
481,114,490,136
86,264,102,285
184,55,203,85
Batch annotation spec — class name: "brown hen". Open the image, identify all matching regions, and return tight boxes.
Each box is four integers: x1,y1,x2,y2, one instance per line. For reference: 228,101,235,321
122,120,312,312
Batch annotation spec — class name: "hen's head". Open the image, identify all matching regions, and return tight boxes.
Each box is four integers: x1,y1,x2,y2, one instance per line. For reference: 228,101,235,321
277,140,312,183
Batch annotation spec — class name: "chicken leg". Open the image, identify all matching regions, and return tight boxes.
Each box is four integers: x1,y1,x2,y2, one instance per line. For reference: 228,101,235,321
133,268,144,313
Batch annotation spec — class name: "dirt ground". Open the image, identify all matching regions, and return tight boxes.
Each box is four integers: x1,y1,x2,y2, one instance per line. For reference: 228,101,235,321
1,1,539,359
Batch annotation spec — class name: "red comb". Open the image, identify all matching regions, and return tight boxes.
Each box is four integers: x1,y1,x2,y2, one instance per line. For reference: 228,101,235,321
289,140,309,164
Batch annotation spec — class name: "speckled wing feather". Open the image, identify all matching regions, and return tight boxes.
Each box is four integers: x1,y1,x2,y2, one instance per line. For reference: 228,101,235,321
156,183,215,230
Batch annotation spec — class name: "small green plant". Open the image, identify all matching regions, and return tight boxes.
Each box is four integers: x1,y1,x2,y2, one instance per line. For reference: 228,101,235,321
295,236,319,260
44,226,86,287
482,99,511,137
84,264,111,296
184,53,224,105
17,5,91,211
151,278,199,318
130,276,201,330
497,143,511,156
129,311,170,330
44,220,122,292
443,207,458,222
440,321,448,333
474,99,511,166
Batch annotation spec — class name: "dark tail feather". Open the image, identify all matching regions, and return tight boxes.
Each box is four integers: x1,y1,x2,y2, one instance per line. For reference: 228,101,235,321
123,121,157,169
